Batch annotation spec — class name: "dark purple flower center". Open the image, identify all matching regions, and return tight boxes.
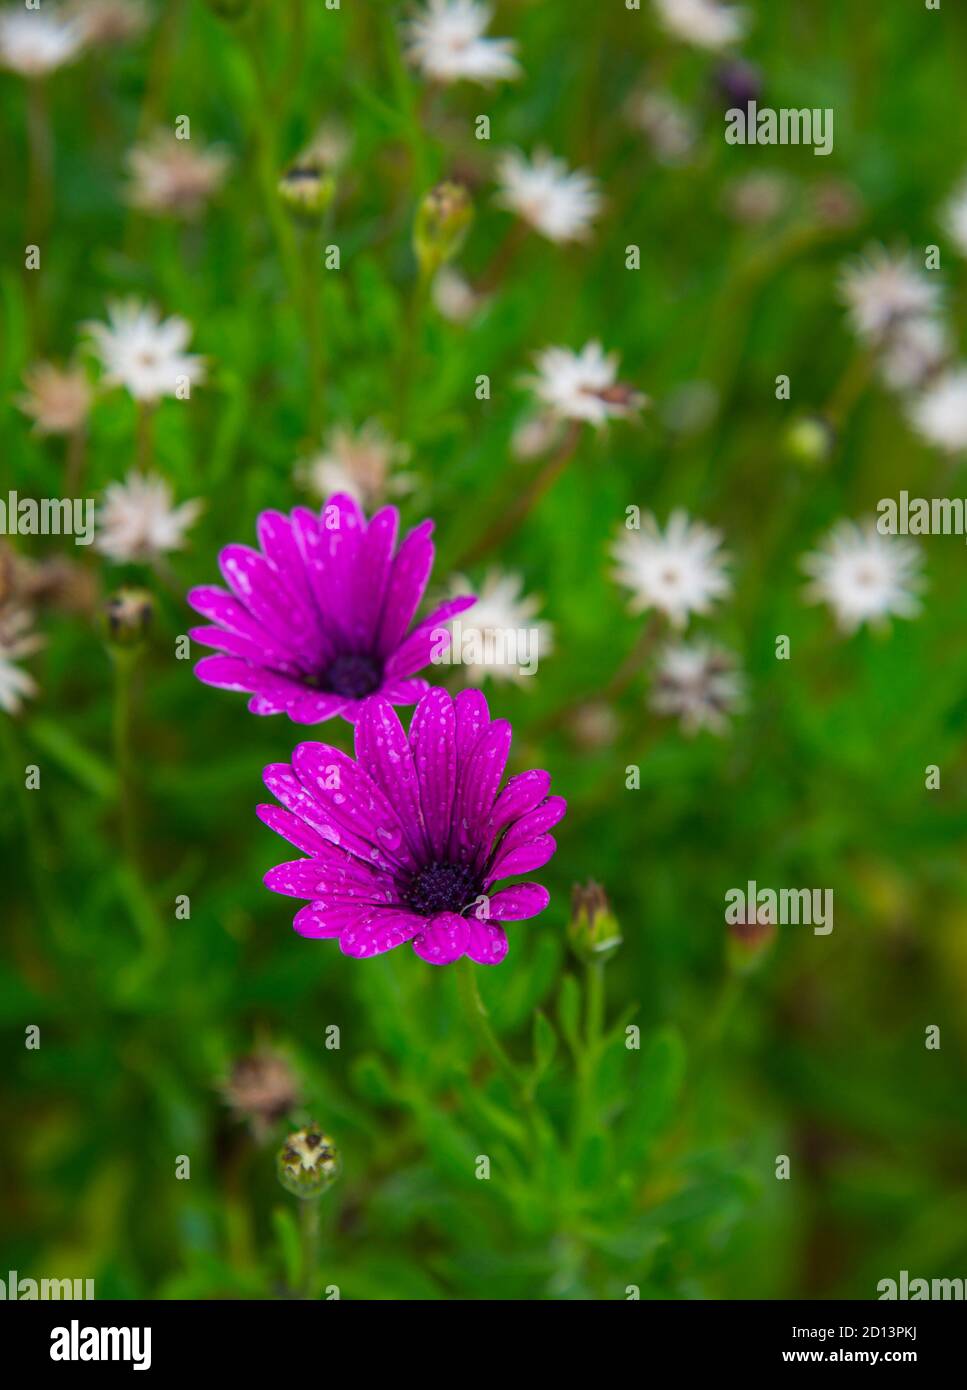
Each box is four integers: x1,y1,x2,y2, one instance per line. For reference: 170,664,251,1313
324,652,383,699
405,861,479,917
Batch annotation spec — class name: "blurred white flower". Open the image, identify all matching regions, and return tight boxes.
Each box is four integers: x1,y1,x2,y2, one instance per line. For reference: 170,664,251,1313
906,367,967,454
611,511,731,628
723,171,789,224
839,248,940,342
511,411,566,461
879,317,950,393
495,148,602,243
653,0,747,51
69,0,149,47
432,266,482,322
0,5,83,75
802,520,924,632
531,342,646,427
84,301,205,402
96,472,202,563
651,641,744,735
404,0,519,85
568,700,620,751
16,361,92,435
942,178,967,258
296,422,413,509
448,570,553,684
0,606,44,715
126,130,231,219
626,90,696,165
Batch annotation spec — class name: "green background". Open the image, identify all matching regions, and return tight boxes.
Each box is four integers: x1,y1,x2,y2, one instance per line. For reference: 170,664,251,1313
2,0,966,1299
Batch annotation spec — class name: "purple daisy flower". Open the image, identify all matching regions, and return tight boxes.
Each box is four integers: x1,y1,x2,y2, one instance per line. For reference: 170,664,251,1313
257,687,566,965
187,494,475,724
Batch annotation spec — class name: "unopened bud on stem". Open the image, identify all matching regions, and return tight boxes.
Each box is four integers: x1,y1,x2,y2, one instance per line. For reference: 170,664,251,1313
276,1124,340,1200
103,587,153,651
413,181,473,282
278,158,336,223
568,881,622,964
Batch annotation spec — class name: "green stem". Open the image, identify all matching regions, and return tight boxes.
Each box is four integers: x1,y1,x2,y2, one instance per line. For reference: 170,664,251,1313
299,223,325,433
396,262,431,437
25,77,51,350
455,420,582,570
2,717,71,951
65,426,87,496
242,20,303,298
573,959,606,1168
299,1196,320,1299
111,646,139,870
456,955,521,1094
136,401,154,473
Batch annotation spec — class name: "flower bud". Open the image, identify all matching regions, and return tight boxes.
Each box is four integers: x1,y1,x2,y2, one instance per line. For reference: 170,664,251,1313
713,58,762,113
276,1124,340,1200
278,159,336,223
568,881,622,964
784,413,835,468
727,913,777,975
103,588,154,649
413,182,473,280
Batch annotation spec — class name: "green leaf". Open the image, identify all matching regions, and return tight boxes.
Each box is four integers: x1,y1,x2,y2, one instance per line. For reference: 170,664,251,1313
26,717,117,800
626,1027,687,1153
351,1052,397,1105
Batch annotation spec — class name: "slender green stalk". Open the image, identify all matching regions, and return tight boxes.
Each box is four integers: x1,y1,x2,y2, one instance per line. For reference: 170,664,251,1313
395,261,431,437
456,955,521,1093
572,960,606,1170
111,646,140,871
299,1196,320,1299
135,401,154,473
455,420,582,570
299,223,325,433
25,77,52,350
531,612,664,741
2,716,71,951
65,426,87,496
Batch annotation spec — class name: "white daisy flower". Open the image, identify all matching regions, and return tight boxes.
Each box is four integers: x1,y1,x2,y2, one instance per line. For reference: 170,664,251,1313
839,248,940,342
652,0,747,51
96,472,202,563
942,178,967,258
651,641,744,735
611,510,731,628
404,0,520,86
495,148,602,244
448,570,553,684
16,361,92,435
295,422,414,509
802,520,924,632
84,301,205,403
530,342,645,427
906,367,967,455
126,131,231,220
431,266,482,322
879,316,950,393
626,90,696,166
0,606,44,715
0,5,83,76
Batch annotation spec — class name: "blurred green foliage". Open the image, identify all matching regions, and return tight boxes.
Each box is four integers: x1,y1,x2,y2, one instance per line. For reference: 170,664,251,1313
2,0,967,1300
